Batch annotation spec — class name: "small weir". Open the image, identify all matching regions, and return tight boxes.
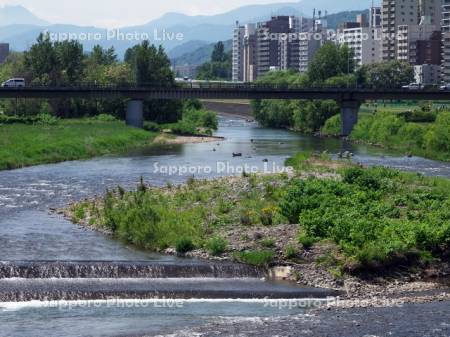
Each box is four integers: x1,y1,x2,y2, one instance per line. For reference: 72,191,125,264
0,261,338,302
0,261,266,279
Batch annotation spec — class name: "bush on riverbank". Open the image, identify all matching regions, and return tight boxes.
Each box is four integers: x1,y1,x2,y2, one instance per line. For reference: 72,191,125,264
0,119,157,170
331,110,450,161
251,70,340,133
160,108,218,136
69,152,450,272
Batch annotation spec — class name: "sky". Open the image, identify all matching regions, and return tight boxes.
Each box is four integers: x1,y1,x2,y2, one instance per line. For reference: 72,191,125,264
0,0,298,28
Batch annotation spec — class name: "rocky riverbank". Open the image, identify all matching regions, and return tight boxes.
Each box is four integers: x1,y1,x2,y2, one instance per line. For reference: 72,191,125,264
154,133,225,145
64,172,450,308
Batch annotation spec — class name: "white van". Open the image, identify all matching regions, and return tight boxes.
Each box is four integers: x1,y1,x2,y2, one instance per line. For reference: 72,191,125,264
1,78,26,88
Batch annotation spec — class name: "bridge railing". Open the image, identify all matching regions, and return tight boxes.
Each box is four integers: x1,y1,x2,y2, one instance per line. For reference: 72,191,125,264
1,81,443,92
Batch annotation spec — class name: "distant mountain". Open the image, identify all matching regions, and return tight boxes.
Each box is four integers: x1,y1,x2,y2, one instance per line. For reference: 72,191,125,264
0,5,49,27
0,1,372,56
167,40,210,59
326,9,370,29
172,40,232,66
143,0,370,28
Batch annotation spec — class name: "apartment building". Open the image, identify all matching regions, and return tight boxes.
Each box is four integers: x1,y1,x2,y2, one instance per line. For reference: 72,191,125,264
232,25,246,82
381,0,419,60
442,0,450,83
243,24,257,82
338,7,382,67
0,43,9,64
414,64,441,84
232,15,316,81
370,6,382,28
297,15,329,74
255,16,293,78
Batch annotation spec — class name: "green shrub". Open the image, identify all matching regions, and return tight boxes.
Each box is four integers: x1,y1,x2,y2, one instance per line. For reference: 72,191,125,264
398,109,437,123
424,111,450,153
260,238,276,248
298,234,315,249
284,245,299,259
94,114,117,122
205,236,228,256
321,114,341,136
176,237,195,254
143,121,161,132
398,123,426,148
36,113,59,125
240,210,253,226
279,164,450,267
260,206,276,226
236,250,274,266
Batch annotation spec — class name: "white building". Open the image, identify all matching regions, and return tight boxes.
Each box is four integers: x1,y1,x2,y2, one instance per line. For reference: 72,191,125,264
232,24,246,82
339,27,382,66
414,64,441,84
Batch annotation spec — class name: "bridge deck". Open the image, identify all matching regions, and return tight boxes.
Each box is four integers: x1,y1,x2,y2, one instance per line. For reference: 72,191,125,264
1,86,450,101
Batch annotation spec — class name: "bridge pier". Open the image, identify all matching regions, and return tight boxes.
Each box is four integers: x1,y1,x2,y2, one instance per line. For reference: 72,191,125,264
126,100,144,129
340,100,361,137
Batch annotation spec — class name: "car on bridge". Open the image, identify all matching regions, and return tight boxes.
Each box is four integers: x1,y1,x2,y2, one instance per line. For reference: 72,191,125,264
402,83,424,91
1,78,26,88
440,84,450,91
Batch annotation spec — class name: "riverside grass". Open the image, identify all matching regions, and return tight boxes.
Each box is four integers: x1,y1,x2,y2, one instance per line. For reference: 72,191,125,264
69,152,450,271
0,119,158,170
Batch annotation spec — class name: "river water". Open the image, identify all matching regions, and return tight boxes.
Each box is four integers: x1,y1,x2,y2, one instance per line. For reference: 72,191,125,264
0,116,449,336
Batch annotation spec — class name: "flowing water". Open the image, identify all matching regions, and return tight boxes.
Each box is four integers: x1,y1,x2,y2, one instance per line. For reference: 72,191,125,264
1,116,449,336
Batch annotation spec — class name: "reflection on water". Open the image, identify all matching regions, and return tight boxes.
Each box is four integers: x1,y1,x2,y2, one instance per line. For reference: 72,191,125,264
0,116,449,261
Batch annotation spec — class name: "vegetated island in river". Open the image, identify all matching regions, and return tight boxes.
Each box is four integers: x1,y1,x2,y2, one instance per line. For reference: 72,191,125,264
66,152,450,307
0,109,220,171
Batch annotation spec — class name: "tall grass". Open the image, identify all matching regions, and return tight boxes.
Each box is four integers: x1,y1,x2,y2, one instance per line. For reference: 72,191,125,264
0,119,157,170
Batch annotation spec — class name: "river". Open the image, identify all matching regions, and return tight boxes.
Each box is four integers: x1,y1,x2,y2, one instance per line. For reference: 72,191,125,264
0,116,449,336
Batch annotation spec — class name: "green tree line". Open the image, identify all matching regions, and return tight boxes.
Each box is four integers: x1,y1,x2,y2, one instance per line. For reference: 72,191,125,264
252,42,414,133
0,34,183,122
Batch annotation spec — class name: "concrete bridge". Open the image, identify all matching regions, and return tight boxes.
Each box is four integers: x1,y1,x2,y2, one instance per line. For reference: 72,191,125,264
1,85,449,136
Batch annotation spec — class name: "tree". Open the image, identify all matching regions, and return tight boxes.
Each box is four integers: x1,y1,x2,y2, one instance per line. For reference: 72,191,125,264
196,41,232,80
251,70,339,132
24,33,58,85
125,41,182,122
55,40,84,83
126,41,174,86
358,61,414,89
211,41,227,62
307,43,355,85
90,45,117,66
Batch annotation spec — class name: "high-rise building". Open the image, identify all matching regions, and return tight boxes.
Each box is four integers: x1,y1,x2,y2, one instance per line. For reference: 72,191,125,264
381,0,419,60
255,16,292,78
442,0,450,83
338,9,382,67
243,24,257,82
339,26,382,67
419,0,441,25
232,24,246,82
0,43,9,64
370,6,382,28
232,16,314,81
297,13,329,74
